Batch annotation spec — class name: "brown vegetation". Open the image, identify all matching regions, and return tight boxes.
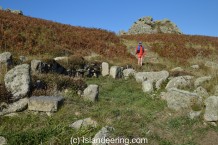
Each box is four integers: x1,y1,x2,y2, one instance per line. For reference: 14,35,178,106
0,10,132,60
121,34,218,63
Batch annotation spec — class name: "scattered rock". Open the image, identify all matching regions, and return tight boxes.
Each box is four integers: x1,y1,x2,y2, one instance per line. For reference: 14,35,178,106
92,126,114,145
214,85,218,96
69,117,97,130
19,56,27,63
83,84,99,102
0,98,28,116
135,70,169,83
205,61,218,70
31,59,43,73
155,78,165,90
50,60,67,74
123,68,136,79
165,75,193,90
4,64,31,100
204,96,218,122
194,76,212,88
101,62,109,76
161,88,202,111
4,112,19,117
194,86,209,99
7,98,28,112
142,81,153,93
110,66,122,79
28,96,64,112
0,52,12,66
54,56,69,61
0,136,7,145
171,67,184,72
191,65,199,69
189,110,202,119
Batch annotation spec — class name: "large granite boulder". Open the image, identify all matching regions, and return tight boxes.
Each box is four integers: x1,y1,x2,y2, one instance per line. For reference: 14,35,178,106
161,88,202,111
0,98,28,116
204,96,218,122
123,68,136,79
28,96,64,112
165,75,193,90
127,16,182,35
4,64,31,100
135,70,169,83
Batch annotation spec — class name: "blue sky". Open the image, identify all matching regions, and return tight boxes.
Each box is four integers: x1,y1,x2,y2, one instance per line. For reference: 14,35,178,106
1,0,218,37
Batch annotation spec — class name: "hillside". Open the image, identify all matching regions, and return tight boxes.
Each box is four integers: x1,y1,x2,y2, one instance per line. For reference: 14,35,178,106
0,10,131,59
1,10,218,145
121,34,218,63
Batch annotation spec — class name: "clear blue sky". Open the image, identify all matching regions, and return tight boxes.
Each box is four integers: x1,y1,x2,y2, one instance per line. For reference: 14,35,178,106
1,0,218,37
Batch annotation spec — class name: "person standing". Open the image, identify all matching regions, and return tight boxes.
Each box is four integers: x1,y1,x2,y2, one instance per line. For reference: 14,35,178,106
135,41,145,66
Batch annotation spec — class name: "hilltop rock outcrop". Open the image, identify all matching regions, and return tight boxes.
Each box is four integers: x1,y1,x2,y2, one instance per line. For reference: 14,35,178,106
119,16,182,35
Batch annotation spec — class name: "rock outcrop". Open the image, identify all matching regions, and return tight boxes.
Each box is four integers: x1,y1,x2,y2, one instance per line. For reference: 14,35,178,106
120,16,182,35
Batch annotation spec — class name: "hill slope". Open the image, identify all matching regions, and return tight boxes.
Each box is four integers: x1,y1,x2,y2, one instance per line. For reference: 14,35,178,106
121,34,218,63
0,10,131,59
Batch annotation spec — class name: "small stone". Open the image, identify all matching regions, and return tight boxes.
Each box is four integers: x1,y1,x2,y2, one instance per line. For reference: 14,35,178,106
28,96,64,112
101,62,109,76
83,85,99,102
0,136,7,145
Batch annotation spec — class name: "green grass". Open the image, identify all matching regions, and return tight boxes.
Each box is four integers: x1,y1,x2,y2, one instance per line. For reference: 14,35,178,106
0,76,216,144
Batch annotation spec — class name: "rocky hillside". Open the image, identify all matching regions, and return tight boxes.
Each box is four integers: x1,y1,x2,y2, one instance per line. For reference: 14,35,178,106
119,16,182,35
1,10,218,145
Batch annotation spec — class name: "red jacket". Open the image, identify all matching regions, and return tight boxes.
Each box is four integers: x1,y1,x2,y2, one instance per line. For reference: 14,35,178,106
136,45,145,56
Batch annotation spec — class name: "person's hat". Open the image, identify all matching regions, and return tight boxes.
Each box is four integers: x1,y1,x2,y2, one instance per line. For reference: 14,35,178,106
139,41,142,45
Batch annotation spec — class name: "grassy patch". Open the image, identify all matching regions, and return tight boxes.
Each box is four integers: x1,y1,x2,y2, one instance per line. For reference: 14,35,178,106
0,76,216,144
